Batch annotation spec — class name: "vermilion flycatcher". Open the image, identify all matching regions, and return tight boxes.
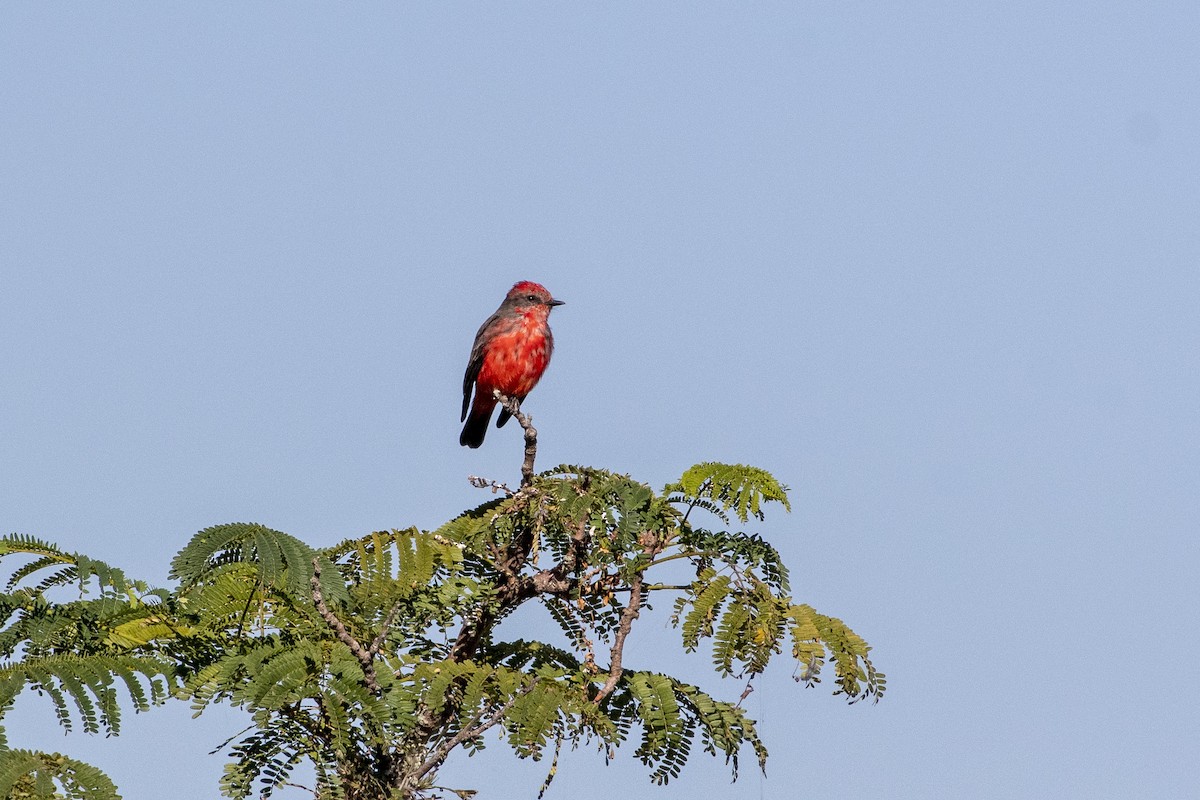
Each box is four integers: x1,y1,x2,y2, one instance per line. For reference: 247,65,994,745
460,281,564,448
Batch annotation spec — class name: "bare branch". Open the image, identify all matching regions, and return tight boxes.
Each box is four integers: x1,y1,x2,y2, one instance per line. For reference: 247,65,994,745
593,575,644,705
494,390,537,488
311,557,381,694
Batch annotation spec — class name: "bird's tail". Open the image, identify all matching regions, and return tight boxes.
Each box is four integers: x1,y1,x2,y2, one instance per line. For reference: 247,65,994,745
459,405,493,448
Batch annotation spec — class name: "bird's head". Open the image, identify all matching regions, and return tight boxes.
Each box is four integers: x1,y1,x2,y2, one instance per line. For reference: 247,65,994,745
505,281,565,312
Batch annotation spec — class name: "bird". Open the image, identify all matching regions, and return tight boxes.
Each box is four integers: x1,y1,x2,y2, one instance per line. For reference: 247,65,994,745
460,281,564,448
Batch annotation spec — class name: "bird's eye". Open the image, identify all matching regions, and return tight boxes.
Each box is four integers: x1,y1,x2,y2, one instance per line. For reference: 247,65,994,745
526,294,537,302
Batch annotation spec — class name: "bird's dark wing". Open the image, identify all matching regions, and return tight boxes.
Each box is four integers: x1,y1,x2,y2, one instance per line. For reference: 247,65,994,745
461,312,498,421
461,355,480,422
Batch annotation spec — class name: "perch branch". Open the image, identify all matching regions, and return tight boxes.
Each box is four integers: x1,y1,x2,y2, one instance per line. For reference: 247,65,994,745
494,390,537,488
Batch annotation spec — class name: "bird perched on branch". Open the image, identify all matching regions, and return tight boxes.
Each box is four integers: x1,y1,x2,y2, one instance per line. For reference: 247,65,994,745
460,281,564,448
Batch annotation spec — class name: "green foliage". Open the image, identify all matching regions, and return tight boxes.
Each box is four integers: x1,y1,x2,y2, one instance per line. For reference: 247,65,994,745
664,462,791,523
0,749,120,800
0,536,176,800
170,522,347,605
677,528,790,592
1,461,883,800
1,534,151,599
609,672,767,785
0,654,170,736
787,604,887,701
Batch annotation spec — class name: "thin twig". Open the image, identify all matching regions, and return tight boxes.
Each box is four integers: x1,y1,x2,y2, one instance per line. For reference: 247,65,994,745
311,557,381,694
368,599,405,658
613,583,690,592
234,580,258,638
736,678,755,708
412,686,532,783
467,474,515,496
681,478,712,524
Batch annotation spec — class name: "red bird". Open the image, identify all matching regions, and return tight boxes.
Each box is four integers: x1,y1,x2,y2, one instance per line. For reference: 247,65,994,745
460,281,564,448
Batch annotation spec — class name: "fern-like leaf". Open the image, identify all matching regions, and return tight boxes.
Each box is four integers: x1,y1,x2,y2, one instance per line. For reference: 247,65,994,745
666,462,791,523
0,749,120,800
170,523,347,605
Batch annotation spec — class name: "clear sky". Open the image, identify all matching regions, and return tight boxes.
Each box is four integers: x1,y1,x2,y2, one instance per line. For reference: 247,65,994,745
2,4,1197,799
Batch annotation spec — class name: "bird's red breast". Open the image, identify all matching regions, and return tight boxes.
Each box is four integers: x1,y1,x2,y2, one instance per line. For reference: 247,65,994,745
475,309,554,397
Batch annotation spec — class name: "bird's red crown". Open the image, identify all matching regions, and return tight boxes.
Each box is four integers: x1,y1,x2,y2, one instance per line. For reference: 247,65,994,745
506,281,555,303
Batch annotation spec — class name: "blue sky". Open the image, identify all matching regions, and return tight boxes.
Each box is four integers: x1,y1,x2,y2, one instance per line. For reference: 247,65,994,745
2,4,1197,798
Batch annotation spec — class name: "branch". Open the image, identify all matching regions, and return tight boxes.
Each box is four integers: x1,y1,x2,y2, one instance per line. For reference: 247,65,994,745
412,686,532,783
533,518,591,595
467,474,515,496
681,478,712,524
593,574,644,705
494,390,537,488
617,583,690,593
311,558,381,694
446,505,543,661
368,599,405,658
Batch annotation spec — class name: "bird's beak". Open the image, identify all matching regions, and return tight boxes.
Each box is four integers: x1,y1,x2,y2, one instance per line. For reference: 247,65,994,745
548,299,565,307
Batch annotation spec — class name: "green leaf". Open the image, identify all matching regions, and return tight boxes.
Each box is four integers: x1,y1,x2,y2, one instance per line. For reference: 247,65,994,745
666,462,791,523
0,749,120,800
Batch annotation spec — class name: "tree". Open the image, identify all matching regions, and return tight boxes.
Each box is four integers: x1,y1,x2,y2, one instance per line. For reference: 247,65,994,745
0,397,884,799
